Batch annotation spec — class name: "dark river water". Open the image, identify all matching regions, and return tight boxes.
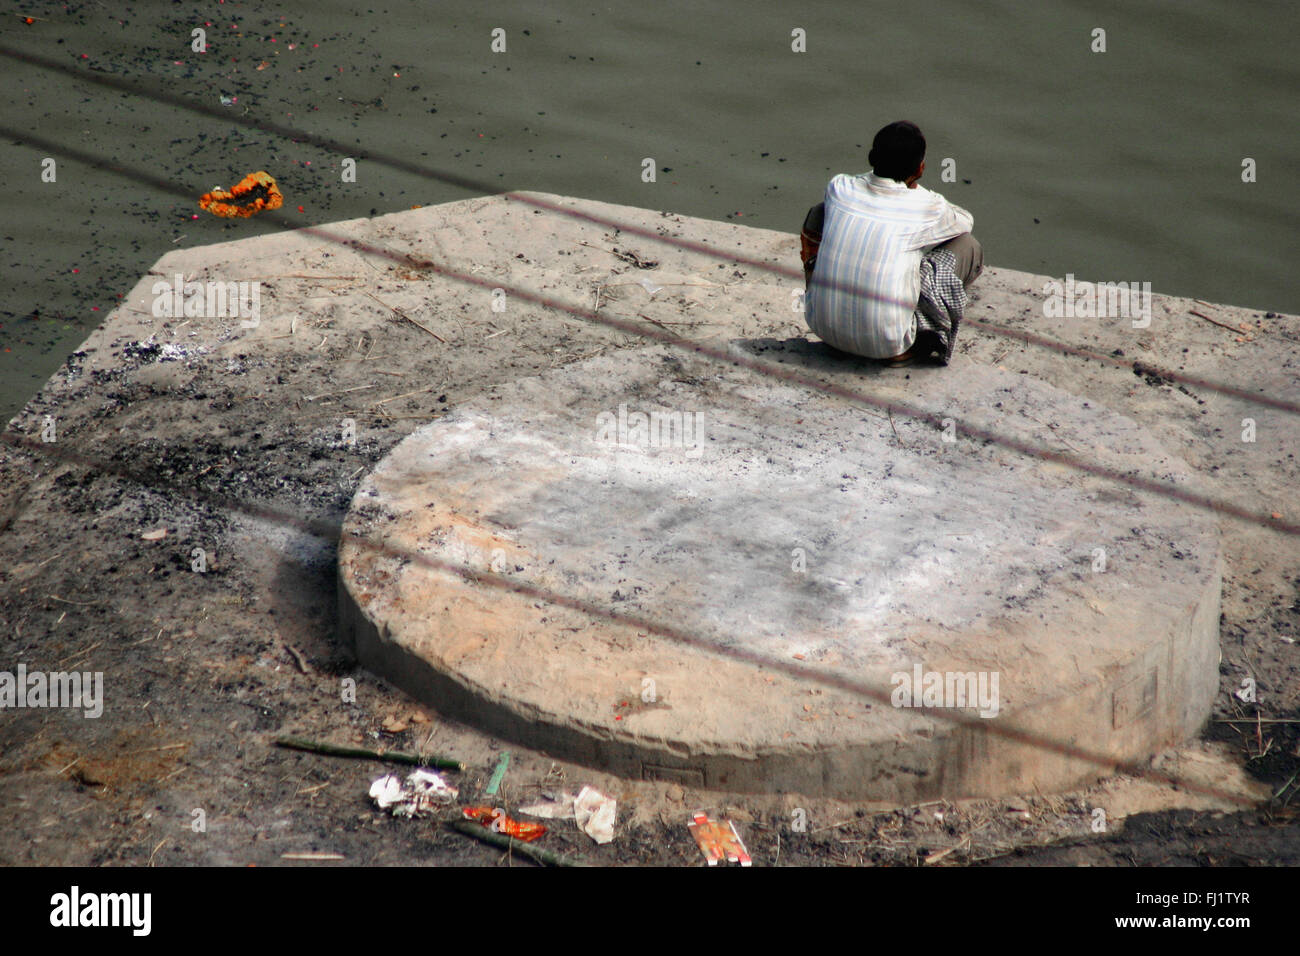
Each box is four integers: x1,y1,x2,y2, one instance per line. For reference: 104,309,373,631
2,0,1296,418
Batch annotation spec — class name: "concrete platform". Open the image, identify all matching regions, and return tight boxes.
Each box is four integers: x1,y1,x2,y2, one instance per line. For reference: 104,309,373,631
339,339,1222,802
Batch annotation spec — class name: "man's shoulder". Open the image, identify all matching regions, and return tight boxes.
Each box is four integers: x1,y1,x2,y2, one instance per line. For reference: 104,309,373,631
828,172,930,205
913,183,951,205
826,172,868,197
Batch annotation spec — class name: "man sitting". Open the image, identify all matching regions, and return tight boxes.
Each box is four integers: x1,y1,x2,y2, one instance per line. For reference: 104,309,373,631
802,121,982,366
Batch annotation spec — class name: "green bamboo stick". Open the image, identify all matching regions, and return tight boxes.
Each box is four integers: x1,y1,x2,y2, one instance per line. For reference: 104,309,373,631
448,820,589,867
274,735,464,771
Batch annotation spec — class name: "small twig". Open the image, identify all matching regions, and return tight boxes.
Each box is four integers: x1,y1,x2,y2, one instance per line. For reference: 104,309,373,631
809,819,855,834
551,346,608,368
575,239,628,260
366,292,446,342
924,836,970,866
604,281,719,290
632,315,700,325
370,384,438,407
304,383,378,402
1024,413,1087,454
573,240,657,269
281,852,345,861
56,641,102,665
120,743,188,757
274,736,463,771
283,644,310,674
46,594,101,607
1188,309,1242,333
634,313,685,335
256,274,359,280
148,838,168,867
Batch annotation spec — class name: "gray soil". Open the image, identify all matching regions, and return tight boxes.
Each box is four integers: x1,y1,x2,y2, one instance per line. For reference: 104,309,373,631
0,194,1297,866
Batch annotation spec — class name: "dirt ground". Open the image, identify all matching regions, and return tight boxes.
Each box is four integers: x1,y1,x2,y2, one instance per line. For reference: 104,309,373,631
0,194,1297,866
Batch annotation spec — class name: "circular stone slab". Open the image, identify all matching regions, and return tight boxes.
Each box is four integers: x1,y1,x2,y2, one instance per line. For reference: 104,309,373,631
339,344,1221,801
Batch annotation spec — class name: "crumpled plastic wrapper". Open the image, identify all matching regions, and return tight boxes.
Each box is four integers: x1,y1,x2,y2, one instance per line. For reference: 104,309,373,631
688,811,751,866
369,769,458,818
518,791,579,820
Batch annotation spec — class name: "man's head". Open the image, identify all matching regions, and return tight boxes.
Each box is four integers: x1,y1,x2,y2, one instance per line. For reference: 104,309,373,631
869,121,926,184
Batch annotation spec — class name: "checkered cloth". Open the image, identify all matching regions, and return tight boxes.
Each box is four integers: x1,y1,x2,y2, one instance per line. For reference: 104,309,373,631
913,247,966,365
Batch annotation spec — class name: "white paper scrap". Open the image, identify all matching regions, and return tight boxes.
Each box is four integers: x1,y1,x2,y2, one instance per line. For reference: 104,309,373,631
574,785,617,844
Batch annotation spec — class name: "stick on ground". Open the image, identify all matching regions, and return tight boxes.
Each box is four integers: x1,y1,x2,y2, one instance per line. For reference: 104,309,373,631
274,735,464,771
365,291,446,342
447,820,589,867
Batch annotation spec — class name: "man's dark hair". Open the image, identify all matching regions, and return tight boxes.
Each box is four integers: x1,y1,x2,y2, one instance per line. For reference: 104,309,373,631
869,121,926,182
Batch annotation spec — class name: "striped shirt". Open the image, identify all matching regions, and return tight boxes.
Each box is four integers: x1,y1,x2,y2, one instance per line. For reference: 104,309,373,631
805,172,974,359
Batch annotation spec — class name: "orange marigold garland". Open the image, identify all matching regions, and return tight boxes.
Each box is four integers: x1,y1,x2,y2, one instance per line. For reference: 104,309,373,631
198,170,283,218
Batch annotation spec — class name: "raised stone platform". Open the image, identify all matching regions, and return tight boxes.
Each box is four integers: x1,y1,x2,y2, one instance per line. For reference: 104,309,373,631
338,341,1221,801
